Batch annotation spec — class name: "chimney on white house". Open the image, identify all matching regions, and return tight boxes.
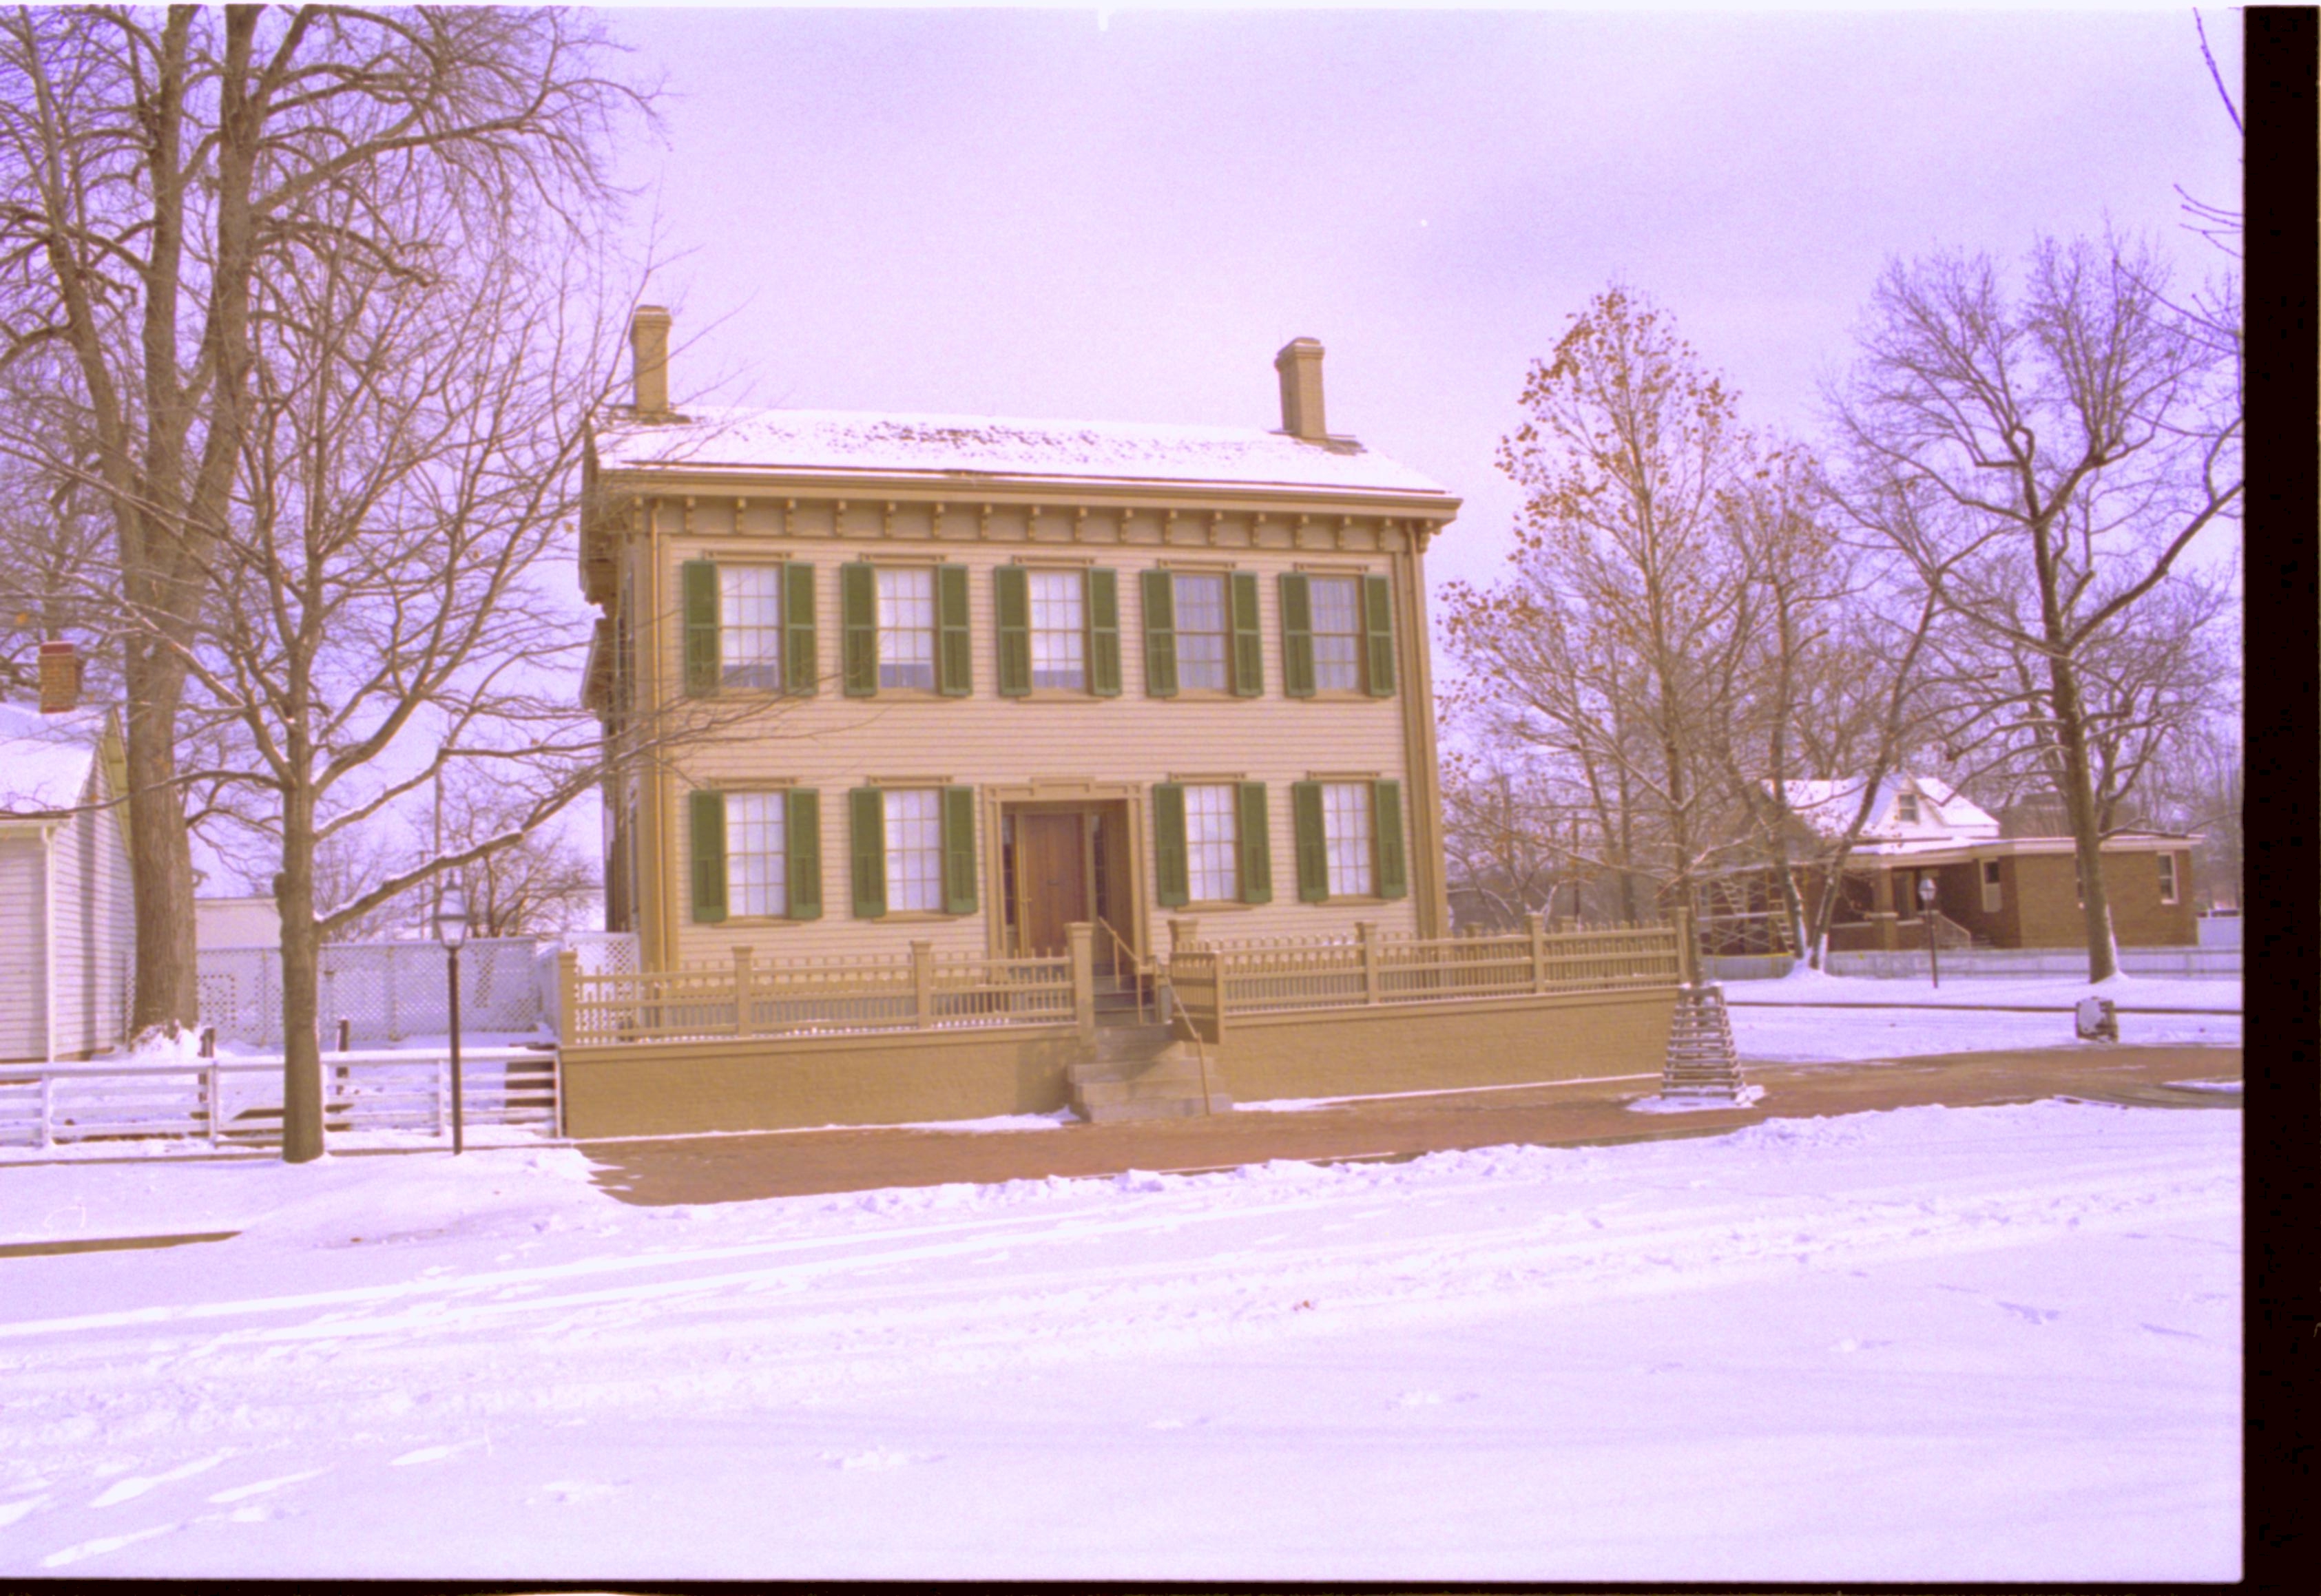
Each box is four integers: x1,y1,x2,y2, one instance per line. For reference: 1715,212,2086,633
1273,337,1327,441
630,305,672,416
37,639,80,715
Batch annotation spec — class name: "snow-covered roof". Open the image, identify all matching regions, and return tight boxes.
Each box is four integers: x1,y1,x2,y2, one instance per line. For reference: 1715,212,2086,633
0,702,108,815
1776,774,2000,845
594,406,1457,503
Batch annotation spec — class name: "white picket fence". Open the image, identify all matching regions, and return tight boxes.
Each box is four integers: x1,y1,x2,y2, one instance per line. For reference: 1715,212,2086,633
195,932,640,1046
0,1047,557,1150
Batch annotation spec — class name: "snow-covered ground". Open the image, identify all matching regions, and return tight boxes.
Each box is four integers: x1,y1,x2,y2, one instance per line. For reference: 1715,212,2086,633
0,1095,2239,1581
1724,969,2240,1062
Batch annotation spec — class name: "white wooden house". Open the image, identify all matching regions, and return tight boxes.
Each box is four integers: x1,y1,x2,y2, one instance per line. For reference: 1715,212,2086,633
0,662,136,1062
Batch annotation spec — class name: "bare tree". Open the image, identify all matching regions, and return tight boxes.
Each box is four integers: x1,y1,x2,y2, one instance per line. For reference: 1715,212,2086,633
1827,233,2241,980
0,6,634,1041
1444,287,1760,921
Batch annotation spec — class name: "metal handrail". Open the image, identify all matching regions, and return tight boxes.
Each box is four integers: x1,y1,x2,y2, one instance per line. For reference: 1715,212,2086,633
1092,916,1151,1025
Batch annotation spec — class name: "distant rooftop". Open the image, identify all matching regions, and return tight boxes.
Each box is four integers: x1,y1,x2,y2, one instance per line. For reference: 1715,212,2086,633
0,701,109,815
593,406,1455,503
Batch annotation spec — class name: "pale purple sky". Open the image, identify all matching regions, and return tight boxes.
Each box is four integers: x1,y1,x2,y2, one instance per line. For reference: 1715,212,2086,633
606,5,2243,611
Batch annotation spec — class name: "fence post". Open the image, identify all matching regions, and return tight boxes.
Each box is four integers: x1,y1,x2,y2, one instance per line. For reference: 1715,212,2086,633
1068,923,1096,1040
733,946,755,1037
38,1075,53,1151
1168,916,1200,955
207,1062,222,1149
435,1053,448,1138
557,949,580,1044
1357,921,1380,1005
911,941,934,1030
1673,906,1698,987
1526,912,1547,994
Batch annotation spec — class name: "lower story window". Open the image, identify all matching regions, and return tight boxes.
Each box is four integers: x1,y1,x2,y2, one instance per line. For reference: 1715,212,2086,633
1185,783,1240,903
1321,782,1375,897
886,789,944,912
726,792,787,917
2158,852,2179,904
1981,858,2003,914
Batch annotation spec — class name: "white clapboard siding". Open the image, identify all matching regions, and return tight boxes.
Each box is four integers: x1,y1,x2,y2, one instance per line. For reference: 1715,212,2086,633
648,528,1424,965
0,834,48,1061
44,767,131,1058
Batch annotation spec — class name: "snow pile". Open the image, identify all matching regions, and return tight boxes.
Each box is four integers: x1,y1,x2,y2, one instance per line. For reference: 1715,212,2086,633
0,1100,2239,1582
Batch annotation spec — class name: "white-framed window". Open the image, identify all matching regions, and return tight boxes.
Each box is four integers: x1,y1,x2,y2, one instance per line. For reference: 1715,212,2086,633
1322,781,1375,896
1028,570,1085,690
726,792,788,917
2158,852,2179,904
1310,576,1362,691
877,566,936,690
1981,858,2003,914
884,788,944,912
1185,783,1240,902
1174,573,1229,691
1895,790,1921,825
719,565,784,691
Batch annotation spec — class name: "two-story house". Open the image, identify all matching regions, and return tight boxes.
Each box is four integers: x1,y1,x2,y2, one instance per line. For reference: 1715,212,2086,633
581,311,1460,979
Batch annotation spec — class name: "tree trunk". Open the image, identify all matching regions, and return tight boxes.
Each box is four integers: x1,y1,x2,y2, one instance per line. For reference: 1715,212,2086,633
2047,652,2122,983
276,779,325,1163
121,644,200,1037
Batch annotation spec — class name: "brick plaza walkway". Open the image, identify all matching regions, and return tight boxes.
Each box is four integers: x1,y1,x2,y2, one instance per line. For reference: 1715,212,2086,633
579,1044,2240,1207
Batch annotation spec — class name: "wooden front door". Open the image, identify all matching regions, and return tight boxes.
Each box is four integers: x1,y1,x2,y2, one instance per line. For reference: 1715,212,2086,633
1018,812,1088,956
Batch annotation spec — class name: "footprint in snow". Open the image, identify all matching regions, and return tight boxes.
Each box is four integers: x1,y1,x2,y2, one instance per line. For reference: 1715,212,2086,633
2140,1322,2203,1341
1829,1338,1896,1354
1997,1302,2062,1325
42,1521,179,1568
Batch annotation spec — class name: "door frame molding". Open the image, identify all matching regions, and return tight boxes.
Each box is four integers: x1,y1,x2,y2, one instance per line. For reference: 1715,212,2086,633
983,780,1146,965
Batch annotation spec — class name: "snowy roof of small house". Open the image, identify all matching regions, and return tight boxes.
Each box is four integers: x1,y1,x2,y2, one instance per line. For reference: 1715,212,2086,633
594,406,1457,503
1776,775,2001,845
0,701,110,815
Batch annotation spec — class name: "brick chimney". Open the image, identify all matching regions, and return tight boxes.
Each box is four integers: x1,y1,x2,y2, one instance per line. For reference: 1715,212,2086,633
37,639,81,715
1273,337,1327,441
630,304,672,416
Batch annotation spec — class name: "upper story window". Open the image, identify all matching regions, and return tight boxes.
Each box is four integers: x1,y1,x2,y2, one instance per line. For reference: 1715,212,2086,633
1173,574,1229,691
1310,577,1364,692
683,559,815,699
1895,790,1921,825
1028,571,1085,689
995,566,1120,697
719,565,784,691
877,567,936,689
1280,571,1394,699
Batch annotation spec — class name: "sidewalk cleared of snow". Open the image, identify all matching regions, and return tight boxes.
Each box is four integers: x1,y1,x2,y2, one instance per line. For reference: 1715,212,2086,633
0,1097,2239,1582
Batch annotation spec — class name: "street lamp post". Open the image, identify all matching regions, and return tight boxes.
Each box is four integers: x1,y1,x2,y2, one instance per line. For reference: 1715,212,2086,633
1917,874,1940,990
435,885,470,1155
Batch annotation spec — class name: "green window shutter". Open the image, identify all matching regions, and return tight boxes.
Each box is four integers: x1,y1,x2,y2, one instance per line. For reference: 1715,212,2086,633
784,563,817,695
942,786,979,915
994,566,1031,696
1280,572,1315,699
1141,569,1178,698
785,788,822,921
1237,781,1272,904
936,564,972,696
689,788,727,923
682,560,720,697
1229,571,1262,697
841,563,877,697
1363,573,1397,697
1374,779,1408,900
1291,781,1328,902
1152,782,1189,908
849,786,886,918
1087,567,1121,697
